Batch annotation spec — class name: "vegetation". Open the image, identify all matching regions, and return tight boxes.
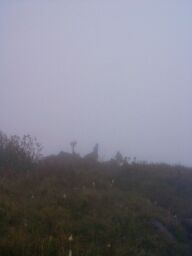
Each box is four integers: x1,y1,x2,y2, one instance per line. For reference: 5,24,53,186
0,132,192,255
0,131,42,174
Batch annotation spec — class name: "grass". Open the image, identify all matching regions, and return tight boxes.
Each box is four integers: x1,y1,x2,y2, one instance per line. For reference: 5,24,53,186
0,155,192,255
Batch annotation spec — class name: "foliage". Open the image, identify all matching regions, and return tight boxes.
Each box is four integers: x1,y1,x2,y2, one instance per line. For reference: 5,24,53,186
0,131,42,174
0,132,192,255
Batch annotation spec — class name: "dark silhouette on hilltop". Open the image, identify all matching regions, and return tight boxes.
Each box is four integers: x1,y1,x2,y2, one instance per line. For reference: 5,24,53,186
84,143,99,162
70,141,77,155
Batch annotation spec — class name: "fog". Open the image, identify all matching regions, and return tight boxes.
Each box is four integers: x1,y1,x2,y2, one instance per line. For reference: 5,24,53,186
1,0,192,166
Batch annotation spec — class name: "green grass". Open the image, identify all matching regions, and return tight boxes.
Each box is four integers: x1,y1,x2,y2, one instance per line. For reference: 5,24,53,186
0,157,192,255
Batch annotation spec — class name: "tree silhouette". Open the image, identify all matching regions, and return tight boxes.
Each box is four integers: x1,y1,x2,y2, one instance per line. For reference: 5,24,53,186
114,151,123,165
84,143,99,162
70,141,77,155
0,131,42,172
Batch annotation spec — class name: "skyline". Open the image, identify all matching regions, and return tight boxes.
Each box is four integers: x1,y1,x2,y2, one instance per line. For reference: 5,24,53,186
1,1,192,166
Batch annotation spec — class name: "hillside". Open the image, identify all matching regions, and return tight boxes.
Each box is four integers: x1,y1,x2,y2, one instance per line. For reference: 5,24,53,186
1,151,192,255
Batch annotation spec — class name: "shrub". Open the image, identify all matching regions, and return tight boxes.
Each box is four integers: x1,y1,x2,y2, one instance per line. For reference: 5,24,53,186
0,131,42,174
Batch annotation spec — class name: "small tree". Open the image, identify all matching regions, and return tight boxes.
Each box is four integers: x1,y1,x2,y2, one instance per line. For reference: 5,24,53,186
0,131,42,173
114,151,123,165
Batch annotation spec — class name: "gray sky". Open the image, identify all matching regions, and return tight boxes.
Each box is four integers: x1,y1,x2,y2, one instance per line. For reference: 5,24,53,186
1,0,192,166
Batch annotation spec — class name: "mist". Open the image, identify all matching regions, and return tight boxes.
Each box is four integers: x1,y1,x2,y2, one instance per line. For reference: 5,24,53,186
1,0,192,166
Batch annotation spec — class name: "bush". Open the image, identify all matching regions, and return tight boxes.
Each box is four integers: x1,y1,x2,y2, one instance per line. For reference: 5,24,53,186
0,131,42,174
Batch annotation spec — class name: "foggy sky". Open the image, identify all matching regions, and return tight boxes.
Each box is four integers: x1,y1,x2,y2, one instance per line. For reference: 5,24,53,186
1,0,192,166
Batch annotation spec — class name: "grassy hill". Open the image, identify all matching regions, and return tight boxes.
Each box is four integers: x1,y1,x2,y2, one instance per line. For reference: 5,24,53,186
1,152,192,256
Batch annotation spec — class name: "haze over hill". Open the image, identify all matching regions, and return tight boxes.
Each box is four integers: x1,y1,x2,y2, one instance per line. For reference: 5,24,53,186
1,1,192,166
1,131,192,255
